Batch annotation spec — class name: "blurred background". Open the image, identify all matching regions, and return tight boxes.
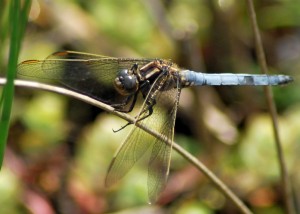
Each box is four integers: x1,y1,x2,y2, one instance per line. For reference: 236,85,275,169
1,0,300,213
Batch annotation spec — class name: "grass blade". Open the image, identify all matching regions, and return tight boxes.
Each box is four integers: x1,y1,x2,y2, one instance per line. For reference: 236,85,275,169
0,0,31,168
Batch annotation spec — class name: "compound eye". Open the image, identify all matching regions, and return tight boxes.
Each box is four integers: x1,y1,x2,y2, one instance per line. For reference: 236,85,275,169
114,69,139,95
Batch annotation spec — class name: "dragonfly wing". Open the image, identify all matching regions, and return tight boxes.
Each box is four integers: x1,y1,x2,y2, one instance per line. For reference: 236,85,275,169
146,85,181,203
17,52,153,110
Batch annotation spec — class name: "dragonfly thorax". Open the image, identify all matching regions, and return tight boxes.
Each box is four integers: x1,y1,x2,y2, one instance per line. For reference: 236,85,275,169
114,69,139,96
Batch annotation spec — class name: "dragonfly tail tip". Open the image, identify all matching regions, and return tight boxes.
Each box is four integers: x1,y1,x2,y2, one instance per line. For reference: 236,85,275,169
280,75,293,85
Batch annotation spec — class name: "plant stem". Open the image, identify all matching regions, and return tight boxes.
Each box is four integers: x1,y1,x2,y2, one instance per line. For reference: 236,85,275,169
245,1,295,214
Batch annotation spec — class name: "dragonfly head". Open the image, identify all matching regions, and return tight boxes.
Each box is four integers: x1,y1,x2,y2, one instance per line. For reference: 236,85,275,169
114,69,139,96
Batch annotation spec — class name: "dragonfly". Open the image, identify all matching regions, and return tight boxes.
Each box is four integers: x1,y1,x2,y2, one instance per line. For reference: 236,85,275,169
17,51,293,203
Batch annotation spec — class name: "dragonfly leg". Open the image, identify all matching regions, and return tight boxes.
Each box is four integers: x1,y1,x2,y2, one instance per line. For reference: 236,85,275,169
134,79,156,121
112,94,139,132
112,83,155,133
112,122,132,132
110,93,138,113
124,93,138,112
135,98,155,121
112,94,155,133
112,101,154,133
131,63,139,73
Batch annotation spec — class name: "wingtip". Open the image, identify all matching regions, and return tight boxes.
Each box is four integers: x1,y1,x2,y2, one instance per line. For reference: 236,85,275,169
104,157,121,188
104,169,115,188
104,175,111,188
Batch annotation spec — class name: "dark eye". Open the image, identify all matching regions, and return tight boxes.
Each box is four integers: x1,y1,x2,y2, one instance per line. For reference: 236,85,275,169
114,69,139,95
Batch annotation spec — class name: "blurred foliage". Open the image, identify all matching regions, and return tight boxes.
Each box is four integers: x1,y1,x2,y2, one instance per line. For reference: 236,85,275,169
0,0,299,213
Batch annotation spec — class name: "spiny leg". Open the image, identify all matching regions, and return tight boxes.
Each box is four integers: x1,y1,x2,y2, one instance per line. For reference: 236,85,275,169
112,93,156,133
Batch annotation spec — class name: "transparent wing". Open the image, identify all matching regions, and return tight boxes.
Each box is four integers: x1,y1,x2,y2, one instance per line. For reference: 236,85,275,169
147,86,180,203
17,51,153,109
105,72,181,203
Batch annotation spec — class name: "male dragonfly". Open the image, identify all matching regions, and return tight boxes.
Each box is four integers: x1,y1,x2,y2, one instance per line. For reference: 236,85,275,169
17,51,293,203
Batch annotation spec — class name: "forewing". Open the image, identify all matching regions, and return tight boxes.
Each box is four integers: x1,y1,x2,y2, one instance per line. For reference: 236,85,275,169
17,51,152,108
